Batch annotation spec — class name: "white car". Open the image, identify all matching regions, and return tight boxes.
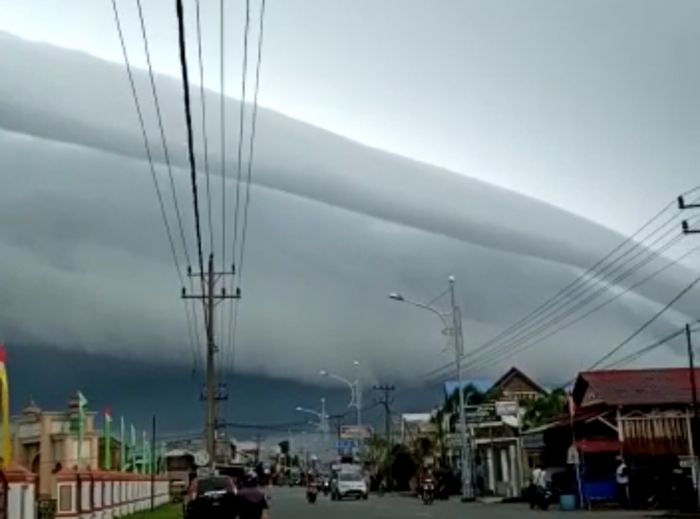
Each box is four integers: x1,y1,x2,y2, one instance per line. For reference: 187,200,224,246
332,471,369,501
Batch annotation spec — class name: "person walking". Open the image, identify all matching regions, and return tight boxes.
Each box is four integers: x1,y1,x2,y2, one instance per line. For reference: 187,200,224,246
616,457,630,507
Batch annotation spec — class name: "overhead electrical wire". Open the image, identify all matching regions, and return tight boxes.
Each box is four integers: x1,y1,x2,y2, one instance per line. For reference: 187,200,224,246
454,232,689,377
588,274,700,370
472,199,680,352
232,0,252,262
422,195,700,381
110,0,201,373
135,0,192,270
175,0,207,291
601,326,690,369
475,212,684,356
195,0,215,255
459,240,700,376
222,0,252,382
224,0,267,393
135,0,204,372
219,0,228,272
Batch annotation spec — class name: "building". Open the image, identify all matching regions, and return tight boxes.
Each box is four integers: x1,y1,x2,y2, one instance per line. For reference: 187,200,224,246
400,413,435,445
487,367,548,402
522,368,700,507
442,367,547,498
11,395,99,499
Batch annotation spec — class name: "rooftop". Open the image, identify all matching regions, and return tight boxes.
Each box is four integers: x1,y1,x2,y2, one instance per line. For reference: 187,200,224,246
573,368,700,407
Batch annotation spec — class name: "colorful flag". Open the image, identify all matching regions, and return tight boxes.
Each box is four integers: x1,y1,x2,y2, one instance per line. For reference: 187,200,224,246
160,441,167,474
120,416,125,471
103,408,112,470
130,424,137,472
77,391,88,468
0,346,10,468
142,431,149,475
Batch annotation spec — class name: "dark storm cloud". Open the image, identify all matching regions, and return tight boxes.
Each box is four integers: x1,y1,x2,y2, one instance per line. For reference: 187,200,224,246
0,33,695,385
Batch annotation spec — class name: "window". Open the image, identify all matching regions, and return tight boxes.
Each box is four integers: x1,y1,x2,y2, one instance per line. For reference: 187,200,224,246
58,485,73,512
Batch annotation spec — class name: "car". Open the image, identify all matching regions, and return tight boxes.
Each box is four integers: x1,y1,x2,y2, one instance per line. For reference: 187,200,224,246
183,475,236,519
332,471,369,501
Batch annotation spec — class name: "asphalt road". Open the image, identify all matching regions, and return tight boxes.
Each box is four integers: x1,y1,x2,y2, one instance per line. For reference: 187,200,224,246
269,487,655,518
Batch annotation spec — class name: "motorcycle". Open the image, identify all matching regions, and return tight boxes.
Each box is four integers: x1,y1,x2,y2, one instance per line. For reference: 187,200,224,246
421,479,435,505
306,483,319,504
529,486,553,511
322,479,330,496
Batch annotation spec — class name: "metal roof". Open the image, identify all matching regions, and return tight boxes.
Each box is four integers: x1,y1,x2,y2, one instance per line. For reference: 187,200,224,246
574,368,700,407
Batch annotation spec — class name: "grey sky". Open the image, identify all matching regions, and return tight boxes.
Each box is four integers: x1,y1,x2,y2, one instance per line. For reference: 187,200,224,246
0,0,698,233
0,2,698,386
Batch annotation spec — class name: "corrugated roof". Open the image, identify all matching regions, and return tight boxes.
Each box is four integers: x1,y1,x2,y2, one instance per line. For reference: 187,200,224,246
574,368,700,407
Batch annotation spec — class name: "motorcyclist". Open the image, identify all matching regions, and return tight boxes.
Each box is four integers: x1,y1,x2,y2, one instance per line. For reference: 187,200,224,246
529,464,549,509
306,474,319,498
236,471,270,519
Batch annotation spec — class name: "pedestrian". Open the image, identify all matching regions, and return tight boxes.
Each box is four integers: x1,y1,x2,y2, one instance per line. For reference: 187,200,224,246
236,471,270,519
616,456,629,507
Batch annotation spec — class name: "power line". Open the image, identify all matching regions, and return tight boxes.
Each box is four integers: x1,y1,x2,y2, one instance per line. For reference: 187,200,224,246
223,0,267,412
588,274,700,370
222,0,252,383
134,0,204,375
232,0,252,263
219,0,227,273
457,233,691,377
473,200,680,352
135,0,192,270
602,326,689,369
175,0,206,291
481,218,683,357
461,241,700,376
423,198,697,381
110,0,201,377
195,0,214,255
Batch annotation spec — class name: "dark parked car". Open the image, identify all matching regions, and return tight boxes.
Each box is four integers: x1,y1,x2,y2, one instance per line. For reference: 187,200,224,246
184,475,236,519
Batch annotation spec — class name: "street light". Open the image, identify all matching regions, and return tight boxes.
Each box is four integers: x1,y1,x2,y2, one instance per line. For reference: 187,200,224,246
295,398,330,462
388,276,472,501
320,365,362,426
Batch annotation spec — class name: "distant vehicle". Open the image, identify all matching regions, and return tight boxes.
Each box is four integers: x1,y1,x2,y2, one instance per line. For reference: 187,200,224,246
183,475,236,519
332,471,369,501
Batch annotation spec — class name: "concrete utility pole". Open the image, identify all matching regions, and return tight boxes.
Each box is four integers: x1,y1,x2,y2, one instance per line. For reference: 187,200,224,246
679,195,700,505
182,253,239,468
373,384,396,442
685,324,700,508
389,275,473,501
449,276,472,501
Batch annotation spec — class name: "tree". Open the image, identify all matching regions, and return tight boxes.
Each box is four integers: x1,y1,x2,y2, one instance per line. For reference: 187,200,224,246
443,384,486,414
366,435,390,466
522,389,567,429
389,444,418,491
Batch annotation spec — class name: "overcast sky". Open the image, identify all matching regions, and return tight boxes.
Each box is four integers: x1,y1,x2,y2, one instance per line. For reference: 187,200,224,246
1,0,698,233
0,1,699,390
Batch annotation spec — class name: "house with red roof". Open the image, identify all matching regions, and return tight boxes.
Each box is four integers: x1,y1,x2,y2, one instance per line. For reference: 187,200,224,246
522,367,699,507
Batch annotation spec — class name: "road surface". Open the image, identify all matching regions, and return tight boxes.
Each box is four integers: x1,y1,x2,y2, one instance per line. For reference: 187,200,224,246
269,487,654,518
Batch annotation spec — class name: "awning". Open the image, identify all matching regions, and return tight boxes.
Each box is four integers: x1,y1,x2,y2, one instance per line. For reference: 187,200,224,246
575,438,621,453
